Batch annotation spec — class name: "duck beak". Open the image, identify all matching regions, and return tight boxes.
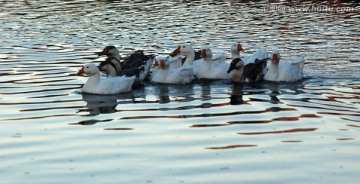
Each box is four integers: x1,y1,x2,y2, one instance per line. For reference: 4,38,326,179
152,60,159,67
170,46,180,57
160,60,165,69
272,54,279,64
237,44,244,52
77,66,85,75
201,49,206,58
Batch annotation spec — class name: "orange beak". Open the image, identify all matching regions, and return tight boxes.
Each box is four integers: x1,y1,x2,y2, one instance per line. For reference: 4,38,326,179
272,54,279,64
152,60,159,67
237,44,244,52
170,46,180,57
201,49,206,58
77,66,85,75
160,60,165,69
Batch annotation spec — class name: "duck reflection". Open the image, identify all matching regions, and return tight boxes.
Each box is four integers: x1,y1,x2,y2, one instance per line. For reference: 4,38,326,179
265,81,305,104
200,82,211,101
168,84,195,102
230,84,244,105
79,93,119,116
267,82,281,104
156,84,170,103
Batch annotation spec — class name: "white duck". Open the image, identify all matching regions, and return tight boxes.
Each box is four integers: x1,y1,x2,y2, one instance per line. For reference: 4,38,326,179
231,42,245,61
77,63,135,95
196,46,229,80
166,44,195,84
193,47,226,75
264,50,305,82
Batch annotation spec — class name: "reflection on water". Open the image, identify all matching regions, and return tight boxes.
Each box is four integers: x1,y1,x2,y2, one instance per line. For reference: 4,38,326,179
79,93,119,115
230,84,244,105
1,0,360,183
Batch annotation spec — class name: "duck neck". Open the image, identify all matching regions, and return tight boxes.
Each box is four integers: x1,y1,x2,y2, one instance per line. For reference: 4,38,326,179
204,56,212,62
107,67,118,77
86,72,100,86
230,68,244,82
110,51,121,61
231,51,240,59
268,62,279,73
183,51,195,66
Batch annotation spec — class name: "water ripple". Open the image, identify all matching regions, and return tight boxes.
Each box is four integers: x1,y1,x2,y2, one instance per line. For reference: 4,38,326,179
1,0,360,183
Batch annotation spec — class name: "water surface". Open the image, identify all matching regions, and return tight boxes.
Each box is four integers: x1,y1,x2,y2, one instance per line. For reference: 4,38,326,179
1,0,359,183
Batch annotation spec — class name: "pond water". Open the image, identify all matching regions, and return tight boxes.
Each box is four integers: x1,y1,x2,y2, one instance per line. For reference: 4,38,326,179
1,0,359,183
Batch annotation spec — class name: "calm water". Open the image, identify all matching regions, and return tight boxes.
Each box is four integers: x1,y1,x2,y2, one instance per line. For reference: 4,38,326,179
1,0,360,183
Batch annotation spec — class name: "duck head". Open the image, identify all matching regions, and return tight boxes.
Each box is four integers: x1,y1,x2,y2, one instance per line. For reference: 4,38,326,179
271,50,281,64
98,46,119,57
170,44,193,57
77,63,99,76
231,42,245,58
227,58,244,73
200,46,213,61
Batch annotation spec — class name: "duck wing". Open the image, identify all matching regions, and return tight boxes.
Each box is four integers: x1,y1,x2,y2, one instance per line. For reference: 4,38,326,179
120,50,154,77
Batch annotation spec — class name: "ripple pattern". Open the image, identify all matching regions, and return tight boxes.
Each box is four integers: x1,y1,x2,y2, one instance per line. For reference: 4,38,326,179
1,0,360,183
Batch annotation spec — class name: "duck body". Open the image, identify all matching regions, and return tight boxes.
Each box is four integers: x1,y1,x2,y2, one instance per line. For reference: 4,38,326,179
195,46,229,80
228,42,246,82
243,58,268,82
241,48,269,82
227,58,245,83
164,44,195,84
98,46,154,81
77,63,135,95
264,50,305,82
242,48,269,65
229,42,270,83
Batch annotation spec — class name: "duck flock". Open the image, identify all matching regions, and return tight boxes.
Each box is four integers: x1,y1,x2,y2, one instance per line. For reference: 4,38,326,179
76,42,305,95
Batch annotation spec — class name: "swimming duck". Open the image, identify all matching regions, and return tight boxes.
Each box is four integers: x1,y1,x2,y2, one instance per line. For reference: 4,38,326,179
230,42,245,60
98,46,122,76
77,63,135,95
165,44,195,84
228,42,246,82
230,42,269,82
264,50,305,82
227,58,245,83
97,46,154,81
195,46,229,80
